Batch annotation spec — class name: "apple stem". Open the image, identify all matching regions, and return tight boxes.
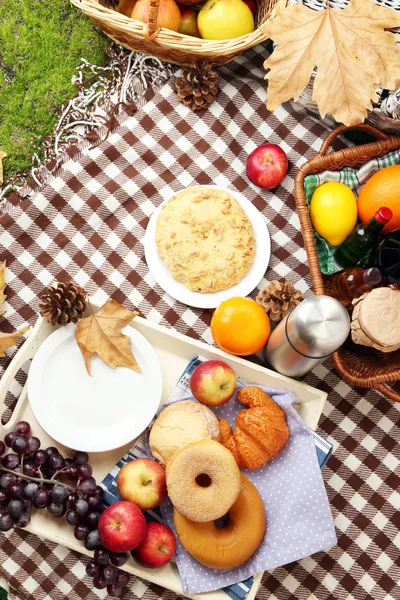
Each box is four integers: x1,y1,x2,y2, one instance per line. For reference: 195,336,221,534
158,544,168,555
263,153,273,164
142,479,152,486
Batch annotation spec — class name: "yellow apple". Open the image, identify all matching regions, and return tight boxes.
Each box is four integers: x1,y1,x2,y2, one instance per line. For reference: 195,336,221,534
198,0,254,40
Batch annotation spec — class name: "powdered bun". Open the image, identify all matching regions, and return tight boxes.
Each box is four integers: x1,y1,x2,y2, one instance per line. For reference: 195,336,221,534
166,439,241,522
149,400,221,465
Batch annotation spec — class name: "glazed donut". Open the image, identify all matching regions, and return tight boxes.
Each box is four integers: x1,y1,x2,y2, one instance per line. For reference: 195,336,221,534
166,439,241,523
174,474,266,570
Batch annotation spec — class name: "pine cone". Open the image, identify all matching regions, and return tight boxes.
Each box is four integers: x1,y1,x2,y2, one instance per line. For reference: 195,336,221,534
39,282,88,327
256,280,303,322
176,63,219,111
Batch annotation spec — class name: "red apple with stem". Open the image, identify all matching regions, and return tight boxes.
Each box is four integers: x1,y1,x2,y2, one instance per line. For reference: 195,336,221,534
246,143,288,190
117,458,167,511
98,501,147,553
190,360,237,407
131,522,176,568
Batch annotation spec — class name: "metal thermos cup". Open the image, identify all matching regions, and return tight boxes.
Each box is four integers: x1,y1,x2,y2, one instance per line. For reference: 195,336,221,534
265,295,351,378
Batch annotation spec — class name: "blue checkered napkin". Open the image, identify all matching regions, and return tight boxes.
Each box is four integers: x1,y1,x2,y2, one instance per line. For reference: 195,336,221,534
102,356,334,599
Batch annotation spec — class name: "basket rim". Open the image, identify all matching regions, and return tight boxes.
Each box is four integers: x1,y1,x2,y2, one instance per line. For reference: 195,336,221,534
70,0,287,55
294,124,400,391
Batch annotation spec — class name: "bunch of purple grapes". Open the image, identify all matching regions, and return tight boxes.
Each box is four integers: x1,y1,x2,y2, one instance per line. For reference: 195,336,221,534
0,421,129,598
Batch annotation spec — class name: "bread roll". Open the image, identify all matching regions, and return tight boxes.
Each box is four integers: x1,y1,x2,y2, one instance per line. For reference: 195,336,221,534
149,400,220,464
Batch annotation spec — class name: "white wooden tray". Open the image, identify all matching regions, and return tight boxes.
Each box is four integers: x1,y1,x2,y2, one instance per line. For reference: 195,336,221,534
0,307,327,600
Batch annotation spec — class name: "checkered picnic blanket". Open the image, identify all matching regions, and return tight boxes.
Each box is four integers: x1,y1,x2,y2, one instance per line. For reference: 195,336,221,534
0,45,399,600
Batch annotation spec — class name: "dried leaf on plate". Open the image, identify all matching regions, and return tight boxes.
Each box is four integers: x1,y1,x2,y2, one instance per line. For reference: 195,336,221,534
262,0,400,126
0,325,29,357
0,151,6,186
75,300,141,376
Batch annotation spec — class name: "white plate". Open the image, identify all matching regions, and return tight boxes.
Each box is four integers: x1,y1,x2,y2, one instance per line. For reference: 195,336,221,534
144,185,271,309
27,323,163,453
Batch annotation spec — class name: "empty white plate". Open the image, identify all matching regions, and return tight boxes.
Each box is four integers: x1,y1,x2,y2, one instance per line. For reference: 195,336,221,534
28,323,163,453
144,185,271,309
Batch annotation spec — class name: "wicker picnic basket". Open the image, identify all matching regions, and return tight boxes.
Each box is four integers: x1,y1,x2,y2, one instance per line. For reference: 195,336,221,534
70,0,287,65
295,124,400,403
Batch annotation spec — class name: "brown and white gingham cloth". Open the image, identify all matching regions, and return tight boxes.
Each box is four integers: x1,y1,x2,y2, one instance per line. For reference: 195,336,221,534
0,45,399,600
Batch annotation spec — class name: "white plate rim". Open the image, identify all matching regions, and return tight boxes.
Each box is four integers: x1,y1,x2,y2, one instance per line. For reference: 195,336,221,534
144,185,271,309
27,323,163,453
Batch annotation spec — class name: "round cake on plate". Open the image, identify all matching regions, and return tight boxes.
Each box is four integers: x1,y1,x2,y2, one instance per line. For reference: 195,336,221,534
155,187,255,293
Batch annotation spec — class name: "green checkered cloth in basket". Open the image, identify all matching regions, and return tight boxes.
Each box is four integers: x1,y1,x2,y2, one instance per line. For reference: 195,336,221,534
304,149,400,275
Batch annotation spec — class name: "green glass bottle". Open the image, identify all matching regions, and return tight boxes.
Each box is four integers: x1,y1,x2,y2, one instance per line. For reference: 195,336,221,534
334,207,393,269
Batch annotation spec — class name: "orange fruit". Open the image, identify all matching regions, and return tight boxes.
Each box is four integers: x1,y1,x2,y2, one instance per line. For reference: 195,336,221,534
357,165,400,234
211,297,270,356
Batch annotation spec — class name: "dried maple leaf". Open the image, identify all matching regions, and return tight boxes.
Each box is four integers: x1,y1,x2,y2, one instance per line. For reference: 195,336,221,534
75,300,141,376
0,325,29,358
263,0,400,126
0,151,6,186
0,260,6,310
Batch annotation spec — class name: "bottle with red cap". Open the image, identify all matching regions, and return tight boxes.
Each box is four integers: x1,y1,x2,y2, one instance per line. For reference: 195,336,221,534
334,207,393,269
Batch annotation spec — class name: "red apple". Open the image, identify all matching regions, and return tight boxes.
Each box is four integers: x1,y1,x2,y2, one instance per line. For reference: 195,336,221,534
98,501,147,553
243,0,256,16
117,458,167,511
131,0,181,32
131,522,176,568
179,7,200,37
246,143,288,190
190,360,236,407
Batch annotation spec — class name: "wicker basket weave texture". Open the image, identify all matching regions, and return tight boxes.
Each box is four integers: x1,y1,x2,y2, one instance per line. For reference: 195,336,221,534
71,0,287,65
294,124,400,403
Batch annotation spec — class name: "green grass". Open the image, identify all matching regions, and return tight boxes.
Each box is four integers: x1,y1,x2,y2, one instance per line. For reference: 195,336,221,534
0,0,108,179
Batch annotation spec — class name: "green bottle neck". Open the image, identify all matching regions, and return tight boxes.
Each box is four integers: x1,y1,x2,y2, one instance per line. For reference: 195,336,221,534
365,217,384,235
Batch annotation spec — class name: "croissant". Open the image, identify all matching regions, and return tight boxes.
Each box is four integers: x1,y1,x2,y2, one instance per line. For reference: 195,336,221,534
219,386,290,470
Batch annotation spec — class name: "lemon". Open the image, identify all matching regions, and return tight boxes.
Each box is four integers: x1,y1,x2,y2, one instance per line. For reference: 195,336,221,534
309,182,357,246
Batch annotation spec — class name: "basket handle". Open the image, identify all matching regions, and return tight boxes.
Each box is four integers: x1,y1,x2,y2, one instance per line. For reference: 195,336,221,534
0,318,46,433
320,124,389,156
372,383,400,403
145,0,161,39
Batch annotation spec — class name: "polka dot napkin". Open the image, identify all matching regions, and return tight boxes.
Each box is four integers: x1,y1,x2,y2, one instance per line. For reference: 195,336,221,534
102,356,336,595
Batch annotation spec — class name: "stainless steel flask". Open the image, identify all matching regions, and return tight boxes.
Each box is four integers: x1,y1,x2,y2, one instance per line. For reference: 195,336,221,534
265,295,351,377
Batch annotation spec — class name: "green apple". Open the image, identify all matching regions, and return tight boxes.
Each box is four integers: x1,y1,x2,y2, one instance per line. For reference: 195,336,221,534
198,0,254,40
